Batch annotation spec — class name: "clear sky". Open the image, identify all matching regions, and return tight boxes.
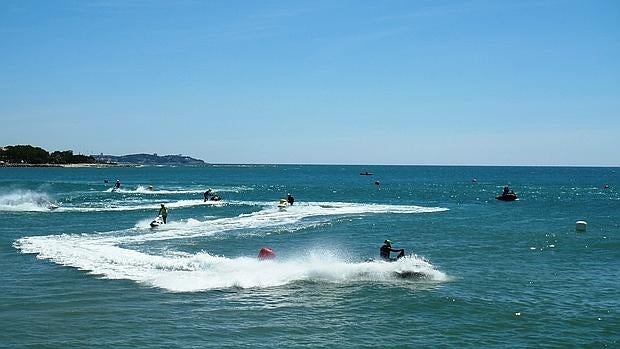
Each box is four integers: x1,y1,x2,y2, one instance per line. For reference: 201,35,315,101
1,0,618,166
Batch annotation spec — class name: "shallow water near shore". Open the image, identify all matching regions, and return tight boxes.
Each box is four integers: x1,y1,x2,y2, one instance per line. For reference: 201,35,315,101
1,165,618,348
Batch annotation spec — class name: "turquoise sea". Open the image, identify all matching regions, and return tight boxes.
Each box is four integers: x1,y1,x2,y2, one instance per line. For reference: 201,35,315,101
1,165,618,348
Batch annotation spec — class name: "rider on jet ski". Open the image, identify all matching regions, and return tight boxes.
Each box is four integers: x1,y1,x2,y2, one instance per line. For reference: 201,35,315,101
380,239,405,261
158,203,168,224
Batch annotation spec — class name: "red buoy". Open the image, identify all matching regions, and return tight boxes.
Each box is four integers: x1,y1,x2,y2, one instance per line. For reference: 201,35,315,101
258,247,276,260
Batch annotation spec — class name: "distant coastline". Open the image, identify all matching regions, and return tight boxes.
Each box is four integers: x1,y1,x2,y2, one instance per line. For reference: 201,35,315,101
92,153,206,166
0,162,125,168
1,144,206,167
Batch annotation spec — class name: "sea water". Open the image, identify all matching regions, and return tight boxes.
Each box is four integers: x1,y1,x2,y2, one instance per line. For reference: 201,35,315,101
0,165,618,348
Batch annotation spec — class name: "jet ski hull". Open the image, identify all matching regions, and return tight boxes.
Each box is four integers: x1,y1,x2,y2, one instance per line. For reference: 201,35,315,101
393,271,428,279
150,216,164,227
277,199,288,209
496,194,518,201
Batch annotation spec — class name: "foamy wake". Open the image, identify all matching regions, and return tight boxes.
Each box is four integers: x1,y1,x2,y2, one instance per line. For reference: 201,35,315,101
0,190,57,212
50,199,226,213
15,202,448,292
105,185,252,194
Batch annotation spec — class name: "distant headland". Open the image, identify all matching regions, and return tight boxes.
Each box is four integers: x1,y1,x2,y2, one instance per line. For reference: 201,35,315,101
93,153,205,166
0,145,206,167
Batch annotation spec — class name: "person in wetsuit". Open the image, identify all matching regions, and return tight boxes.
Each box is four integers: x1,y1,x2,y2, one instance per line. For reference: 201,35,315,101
158,203,168,224
380,239,404,261
287,193,295,206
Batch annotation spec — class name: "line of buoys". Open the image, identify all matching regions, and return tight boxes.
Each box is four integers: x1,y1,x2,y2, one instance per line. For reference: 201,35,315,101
575,220,587,232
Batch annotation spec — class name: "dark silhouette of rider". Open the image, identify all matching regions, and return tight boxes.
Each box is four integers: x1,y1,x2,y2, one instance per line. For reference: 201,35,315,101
380,240,404,261
287,193,295,205
158,203,168,224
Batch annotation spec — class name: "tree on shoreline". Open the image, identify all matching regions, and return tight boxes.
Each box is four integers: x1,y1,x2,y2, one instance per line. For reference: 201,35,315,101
0,145,96,164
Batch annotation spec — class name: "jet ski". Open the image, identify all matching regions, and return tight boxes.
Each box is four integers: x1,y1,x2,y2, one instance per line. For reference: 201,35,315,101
496,192,518,201
366,252,431,279
366,250,406,263
497,186,518,201
150,215,164,228
277,199,288,209
392,270,428,279
391,254,434,279
384,249,406,262
47,204,59,210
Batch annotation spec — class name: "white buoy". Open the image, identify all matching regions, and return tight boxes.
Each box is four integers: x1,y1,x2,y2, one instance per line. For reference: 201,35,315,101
575,220,587,232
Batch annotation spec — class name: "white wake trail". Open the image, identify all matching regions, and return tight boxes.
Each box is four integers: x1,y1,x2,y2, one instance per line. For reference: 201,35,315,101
15,201,449,291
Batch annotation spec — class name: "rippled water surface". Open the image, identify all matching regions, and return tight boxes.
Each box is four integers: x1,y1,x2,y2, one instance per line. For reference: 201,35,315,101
1,165,618,348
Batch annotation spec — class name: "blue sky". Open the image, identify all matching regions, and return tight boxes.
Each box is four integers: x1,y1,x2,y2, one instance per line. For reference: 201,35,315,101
1,0,618,165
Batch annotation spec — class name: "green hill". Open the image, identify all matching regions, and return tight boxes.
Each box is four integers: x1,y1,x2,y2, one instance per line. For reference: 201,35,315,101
93,153,205,165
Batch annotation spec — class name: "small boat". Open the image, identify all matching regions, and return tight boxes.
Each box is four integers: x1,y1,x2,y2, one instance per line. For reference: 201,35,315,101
360,171,373,176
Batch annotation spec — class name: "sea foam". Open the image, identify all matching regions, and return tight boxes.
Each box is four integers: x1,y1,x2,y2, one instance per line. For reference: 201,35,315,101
15,201,448,292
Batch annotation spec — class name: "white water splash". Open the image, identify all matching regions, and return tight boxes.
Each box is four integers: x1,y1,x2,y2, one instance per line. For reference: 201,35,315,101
52,198,226,213
15,201,449,292
0,190,57,212
105,185,252,195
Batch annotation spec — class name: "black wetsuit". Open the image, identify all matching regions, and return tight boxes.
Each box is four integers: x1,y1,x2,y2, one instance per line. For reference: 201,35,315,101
380,244,403,261
287,195,295,205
